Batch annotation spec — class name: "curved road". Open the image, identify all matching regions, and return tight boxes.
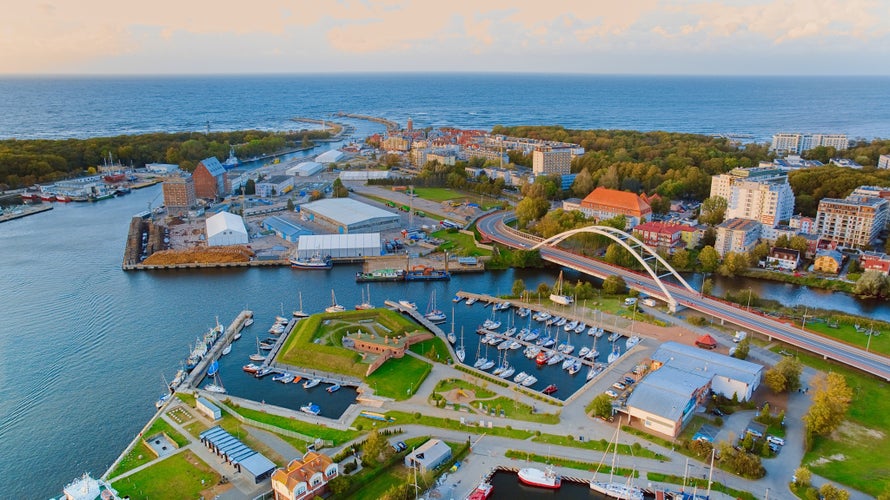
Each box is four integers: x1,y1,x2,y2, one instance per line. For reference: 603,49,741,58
477,211,890,381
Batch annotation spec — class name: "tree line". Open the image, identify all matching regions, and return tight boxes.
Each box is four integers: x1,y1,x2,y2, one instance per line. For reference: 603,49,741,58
0,129,330,189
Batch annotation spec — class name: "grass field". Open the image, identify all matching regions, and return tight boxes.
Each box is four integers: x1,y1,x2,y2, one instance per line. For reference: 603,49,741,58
782,348,890,497
434,378,496,399
112,451,220,500
366,354,432,400
277,309,421,378
413,187,464,202
107,416,192,479
382,410,536,440
505,449,637,477
476,395,560,424
227,405,362,445
431,229,492,257
532,433,666,460
801,320,889,357
409,337,453,364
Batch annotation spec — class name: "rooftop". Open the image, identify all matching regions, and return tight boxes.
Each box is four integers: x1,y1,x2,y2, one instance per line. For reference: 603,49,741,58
717,218,761,232
198,156,226,177
580,187,652,216
626,365,711,422
301,198,399,226
650,341,763,388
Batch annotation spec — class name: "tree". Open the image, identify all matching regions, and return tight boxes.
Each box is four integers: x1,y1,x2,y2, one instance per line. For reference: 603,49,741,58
789,235,809,254
515,196,550,228
671,248,690,270
819,483,850,500
589,393,613,418
511,279,526,298
328,476,351,495
764,356,803,393
331,177,349,198
718,251,750,277
699,227,716,248
602,275,626,295
286,198,295,211
732,336,750,360
571,168,595,198
362,429,387,465
803,372,853,437
244,178,256,195
775,234,791,249
751,242,770,263
698,246,720,273
854,271,890,298
793,467,812,487
699,196,727,225
649,195,671,215
701,278,713,296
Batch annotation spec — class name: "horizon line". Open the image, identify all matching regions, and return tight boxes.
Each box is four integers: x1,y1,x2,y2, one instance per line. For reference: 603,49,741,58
2,71,890,79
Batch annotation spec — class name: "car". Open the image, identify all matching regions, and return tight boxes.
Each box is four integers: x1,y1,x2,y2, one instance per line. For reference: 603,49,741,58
767,435,785,446
712,408,726,417
769,443,780,453
612,382,626,391
746,428,764,438
623,376,636,385
392,441,408,452
605,390,619,398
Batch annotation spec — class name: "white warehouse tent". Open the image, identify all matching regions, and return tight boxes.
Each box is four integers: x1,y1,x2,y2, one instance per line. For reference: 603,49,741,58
205,211,249,246
339,170,392,181
296,233,381,259
286,161,324,177
315,149,344,164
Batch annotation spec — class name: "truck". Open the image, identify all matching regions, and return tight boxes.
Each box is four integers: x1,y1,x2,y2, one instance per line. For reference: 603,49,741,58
733,331,747,343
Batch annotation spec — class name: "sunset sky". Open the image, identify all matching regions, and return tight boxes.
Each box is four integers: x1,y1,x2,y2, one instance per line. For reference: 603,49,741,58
2,0,889,75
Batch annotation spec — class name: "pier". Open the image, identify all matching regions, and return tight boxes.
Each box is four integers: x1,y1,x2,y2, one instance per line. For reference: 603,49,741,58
0,203,52,223
334,112,399,132
183,310,253,390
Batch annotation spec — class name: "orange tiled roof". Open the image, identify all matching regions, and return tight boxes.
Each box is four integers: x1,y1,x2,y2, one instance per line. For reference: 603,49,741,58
272,452,334,492
581,187,652,216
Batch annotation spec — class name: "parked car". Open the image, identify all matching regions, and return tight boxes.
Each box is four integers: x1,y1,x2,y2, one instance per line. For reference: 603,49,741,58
623,376,636,385
712,408,726,417
392,441,408,452
612,382,626,391
605,390,619,398
767,435,785,446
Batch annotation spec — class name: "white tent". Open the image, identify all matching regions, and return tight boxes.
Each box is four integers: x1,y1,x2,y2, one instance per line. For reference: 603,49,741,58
315,150,344,164
205,211,248,246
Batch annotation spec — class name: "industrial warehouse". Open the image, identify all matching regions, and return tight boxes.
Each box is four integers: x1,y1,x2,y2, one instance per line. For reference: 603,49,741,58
299,198,400,233
295,233,382,259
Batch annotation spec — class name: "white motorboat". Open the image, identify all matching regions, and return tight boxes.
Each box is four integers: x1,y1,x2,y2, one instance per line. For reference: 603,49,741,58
518,465,561,489
303,378,321,389
465,297,478,306
520,375,538,387
513,371,528,383
221,344,232,356
626,336,641,349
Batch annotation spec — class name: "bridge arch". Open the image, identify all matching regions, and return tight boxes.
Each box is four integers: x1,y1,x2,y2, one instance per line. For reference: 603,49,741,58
531,225,697,311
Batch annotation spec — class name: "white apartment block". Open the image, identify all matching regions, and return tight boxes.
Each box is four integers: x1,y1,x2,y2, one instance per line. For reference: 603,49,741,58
710,167,794,227
878,154,890,169
714,218,762,257
532,148,572,175
815,194,889,248
770,133,848,154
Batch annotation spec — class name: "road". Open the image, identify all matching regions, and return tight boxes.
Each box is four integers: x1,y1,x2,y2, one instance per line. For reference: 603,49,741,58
477,211,890,381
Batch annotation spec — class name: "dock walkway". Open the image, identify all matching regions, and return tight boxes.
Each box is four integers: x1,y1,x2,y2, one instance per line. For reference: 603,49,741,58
184,310,252,389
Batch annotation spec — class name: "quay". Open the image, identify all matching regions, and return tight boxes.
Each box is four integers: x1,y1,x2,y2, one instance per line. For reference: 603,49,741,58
182,310,253,390
0,203,52,223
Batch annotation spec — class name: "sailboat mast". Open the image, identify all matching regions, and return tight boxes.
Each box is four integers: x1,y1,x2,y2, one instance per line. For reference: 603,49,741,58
707,446,715,497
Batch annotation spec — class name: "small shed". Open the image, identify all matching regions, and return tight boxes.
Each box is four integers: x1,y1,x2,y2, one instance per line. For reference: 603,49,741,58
695,334,717,350
196,397,221,421
404,439,452,473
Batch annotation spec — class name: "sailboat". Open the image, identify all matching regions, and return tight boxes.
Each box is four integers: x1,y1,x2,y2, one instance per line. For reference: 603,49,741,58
549,270,574,306
473,341,487,369
589,416,644,500
325,290,345,313
293,291,309,318
204,361,226,394
355,284,374,310
424,290,447,324
447,309,457,344
455,327,466,363
249,337,266,362
608,343,621,364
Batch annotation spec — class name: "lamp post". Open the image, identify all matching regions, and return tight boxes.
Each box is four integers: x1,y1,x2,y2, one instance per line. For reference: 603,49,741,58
746,288,753,311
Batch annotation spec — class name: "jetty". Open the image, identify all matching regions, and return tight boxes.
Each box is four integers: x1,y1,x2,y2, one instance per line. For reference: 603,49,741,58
0,203,52,223
334,112,399,132
183,310,253,390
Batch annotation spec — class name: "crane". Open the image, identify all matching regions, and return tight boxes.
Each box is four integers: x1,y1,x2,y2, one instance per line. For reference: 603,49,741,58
148,191,162,222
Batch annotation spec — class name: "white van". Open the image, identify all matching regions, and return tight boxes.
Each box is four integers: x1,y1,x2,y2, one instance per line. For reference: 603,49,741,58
733,331,747,343
767,435,785,446
624,297,638,306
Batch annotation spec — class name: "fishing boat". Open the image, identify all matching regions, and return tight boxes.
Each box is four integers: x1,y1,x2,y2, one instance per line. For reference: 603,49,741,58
290,253,333,270
535,351,549,365
300,402,321,416
326,384,341,393
543,384,558,395
589,417,644,500
293,291,309,318
467,480,494,500
424,290,447,323
326,290,346,313
455,327,466,363
303,378,321,389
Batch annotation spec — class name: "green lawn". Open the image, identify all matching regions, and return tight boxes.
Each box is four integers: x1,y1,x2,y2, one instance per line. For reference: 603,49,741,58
409,337,453,364
228,405,361,445
112,451,220,500
532,433,666,460
382,410,535,440
412,187,463,202
505,449,636,477
431,229,492,257
476,396,560,424
366,355,432,400
801,320,889,357
434,378,496,399
107,442,156,480
146,415,190,447
784,349,890,496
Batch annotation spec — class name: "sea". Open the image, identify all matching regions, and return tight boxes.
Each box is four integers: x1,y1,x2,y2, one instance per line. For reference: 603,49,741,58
2,74,890,499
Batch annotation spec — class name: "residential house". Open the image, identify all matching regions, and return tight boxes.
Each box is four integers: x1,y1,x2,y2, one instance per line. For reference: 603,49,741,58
814,249,844,274
271,452,339,500
766,247,800,271
860,251,890,275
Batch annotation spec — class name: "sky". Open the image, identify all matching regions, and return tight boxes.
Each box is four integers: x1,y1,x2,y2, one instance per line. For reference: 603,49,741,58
2,0,889,75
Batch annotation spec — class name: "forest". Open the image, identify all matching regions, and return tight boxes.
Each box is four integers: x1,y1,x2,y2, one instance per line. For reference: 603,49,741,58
0,129,330,189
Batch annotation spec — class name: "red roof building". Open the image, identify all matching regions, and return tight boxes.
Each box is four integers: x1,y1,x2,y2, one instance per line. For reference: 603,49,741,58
860,251,890,275
633,221,686,253
580,187,652,229
271,452,339,500
695,334,717,349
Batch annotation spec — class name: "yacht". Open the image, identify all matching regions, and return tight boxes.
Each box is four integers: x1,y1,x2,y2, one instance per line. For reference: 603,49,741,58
326,290,346,313
300,402,321,416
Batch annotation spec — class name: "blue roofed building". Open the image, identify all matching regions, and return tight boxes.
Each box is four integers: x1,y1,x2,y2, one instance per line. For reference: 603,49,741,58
262,216,313,242
194,156,227,199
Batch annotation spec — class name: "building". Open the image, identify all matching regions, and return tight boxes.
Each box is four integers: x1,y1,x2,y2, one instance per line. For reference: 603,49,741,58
404,439,452,473
286,162,324,177
193,156,227,199
766,247,800,270
262,216,312,243
342,331,434,375
815,194,889,248
760,155,824,171
532,147,572,175
199,426,276,483
770,133,848,154
579,187,652,229
709,167,794,227
205,211,249,246
256,175,294,198
814,249,844,273
562,198,583,212
146,163,180,175
633,221,686,254
299,198,400,233
860,251,890,275
879,154,890,170
829,158,862,169
62,473,120,500
315,149,345,164
295,233,381,259
851,185,890,200
338,170,392,181
161,175,196,216
714,218,761,257
789,214,816,234
196,397,222,421
271,452,339,500
427,151,458,166
465,145,509,165
625,364,712,438
652,341,762,398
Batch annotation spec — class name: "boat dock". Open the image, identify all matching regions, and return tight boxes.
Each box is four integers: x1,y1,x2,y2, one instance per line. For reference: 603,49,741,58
0,203,52,223
183,310,253,389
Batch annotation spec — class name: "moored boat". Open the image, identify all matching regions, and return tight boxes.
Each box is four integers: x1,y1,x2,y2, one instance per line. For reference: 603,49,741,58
290,253,333,270
325,290,346,313
303,378,321,389
300,402,321,415
327,384,341,393
517,466,561,489
55,194,72,202
355,268,405,282
242,363,260,373
467,481,494,500
543,384,558,395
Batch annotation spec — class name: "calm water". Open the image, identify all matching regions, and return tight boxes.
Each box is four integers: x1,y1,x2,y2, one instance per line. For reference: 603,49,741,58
2,75,890,141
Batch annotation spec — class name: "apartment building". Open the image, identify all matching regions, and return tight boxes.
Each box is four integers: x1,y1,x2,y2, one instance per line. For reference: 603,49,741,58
710,167,794,227
714,218,761,257
879,154,890,170
770,133,848,154
815,194,889,248
532,147,572,175
161,175,196,216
